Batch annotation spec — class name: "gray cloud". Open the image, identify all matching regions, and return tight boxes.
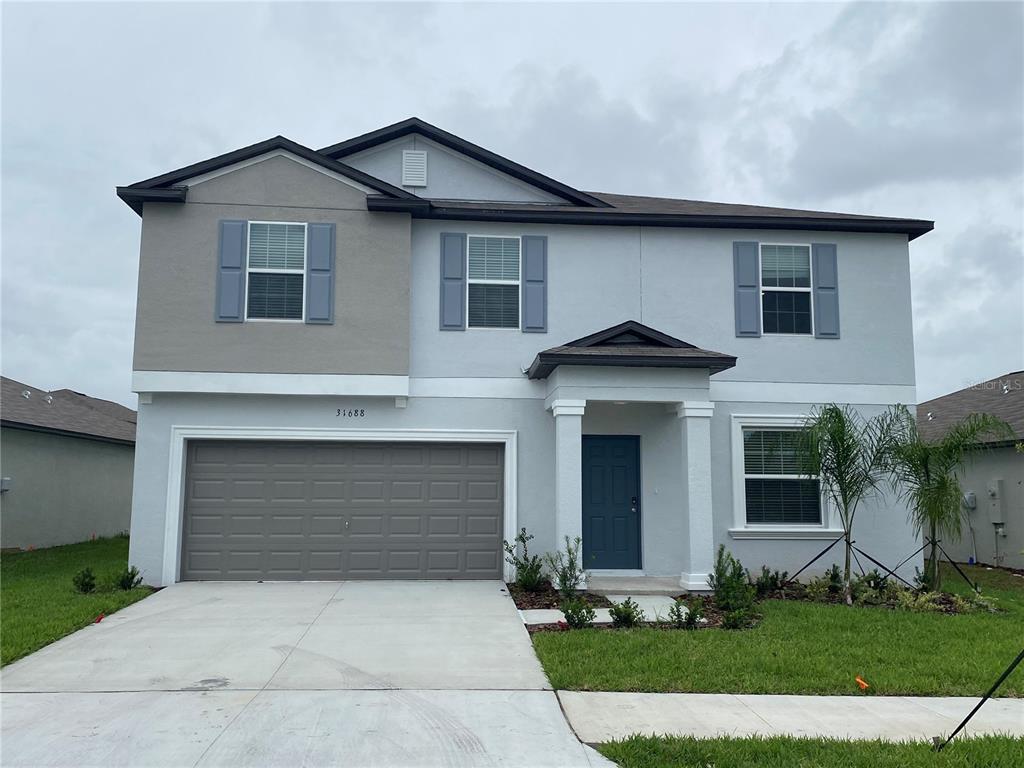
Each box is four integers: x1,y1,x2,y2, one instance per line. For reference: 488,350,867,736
2,2,1020,407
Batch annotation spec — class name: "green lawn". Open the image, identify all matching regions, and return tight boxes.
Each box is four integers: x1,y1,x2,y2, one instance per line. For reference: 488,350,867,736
1,537,152,666
598,734,1024,768
533,564,1024,696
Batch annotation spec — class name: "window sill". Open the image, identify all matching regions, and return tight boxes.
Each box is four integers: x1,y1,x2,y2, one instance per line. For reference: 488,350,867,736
728,527,844,541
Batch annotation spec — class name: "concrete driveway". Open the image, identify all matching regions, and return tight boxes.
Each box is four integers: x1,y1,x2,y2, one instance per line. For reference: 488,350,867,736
1,581,611,768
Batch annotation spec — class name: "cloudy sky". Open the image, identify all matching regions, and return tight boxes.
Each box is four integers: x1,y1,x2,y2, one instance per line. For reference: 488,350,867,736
2,1,1022,408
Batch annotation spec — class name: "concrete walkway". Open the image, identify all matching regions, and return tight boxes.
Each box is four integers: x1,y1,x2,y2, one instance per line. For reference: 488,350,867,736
1,581,613,767
559,691,1024,743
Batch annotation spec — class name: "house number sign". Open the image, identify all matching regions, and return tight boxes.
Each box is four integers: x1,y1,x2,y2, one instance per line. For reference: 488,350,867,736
336,408,366,418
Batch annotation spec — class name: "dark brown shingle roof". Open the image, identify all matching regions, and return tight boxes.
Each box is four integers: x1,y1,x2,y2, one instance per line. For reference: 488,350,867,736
917,371,1024,444
1,377,136,444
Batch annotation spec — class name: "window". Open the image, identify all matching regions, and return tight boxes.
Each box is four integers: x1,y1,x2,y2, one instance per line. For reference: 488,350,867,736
467,235,520,329
761,244,812,334
742,429,821,525
246,222,306,320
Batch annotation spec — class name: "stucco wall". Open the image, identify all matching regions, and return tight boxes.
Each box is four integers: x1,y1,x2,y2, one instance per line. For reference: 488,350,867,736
0,427,134,549
943,446,1024,570
133,155,412,376
408,219,916,388
129,393,920,585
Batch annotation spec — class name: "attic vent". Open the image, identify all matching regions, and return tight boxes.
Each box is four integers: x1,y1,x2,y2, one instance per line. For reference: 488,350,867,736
402,150,427,187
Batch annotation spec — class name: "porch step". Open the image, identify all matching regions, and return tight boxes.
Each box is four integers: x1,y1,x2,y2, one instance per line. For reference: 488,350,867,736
586,575,682,596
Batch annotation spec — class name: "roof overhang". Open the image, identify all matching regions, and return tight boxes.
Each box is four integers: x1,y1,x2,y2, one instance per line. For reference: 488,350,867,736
366,198,934,240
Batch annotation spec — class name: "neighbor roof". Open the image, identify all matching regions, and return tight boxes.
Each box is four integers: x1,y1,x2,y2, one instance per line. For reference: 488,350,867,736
526,320,737,379
917,371,1024,445
1,377,136,444
116,118,934,239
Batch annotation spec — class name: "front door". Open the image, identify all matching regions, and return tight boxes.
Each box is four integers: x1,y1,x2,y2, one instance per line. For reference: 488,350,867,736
582,435,641,569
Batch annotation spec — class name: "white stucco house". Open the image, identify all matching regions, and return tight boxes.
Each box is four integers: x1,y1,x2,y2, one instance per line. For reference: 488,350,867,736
117,118,932,588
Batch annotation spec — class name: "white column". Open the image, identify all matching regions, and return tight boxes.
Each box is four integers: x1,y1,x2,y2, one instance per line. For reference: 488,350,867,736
676,401,715,591
551,399,586,553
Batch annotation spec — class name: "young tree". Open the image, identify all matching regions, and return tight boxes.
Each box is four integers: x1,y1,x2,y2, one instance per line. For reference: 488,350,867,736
885,405,1013,591
800,404,893,604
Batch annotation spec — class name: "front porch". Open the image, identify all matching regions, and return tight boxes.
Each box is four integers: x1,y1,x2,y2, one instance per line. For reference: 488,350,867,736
526,321,737,592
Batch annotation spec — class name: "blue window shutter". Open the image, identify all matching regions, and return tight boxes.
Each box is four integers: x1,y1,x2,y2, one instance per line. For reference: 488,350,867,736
216,220,246,322
521,235,547,333
812,243,840,338
306,223,335,324
733,241,761,337
439,232,466,330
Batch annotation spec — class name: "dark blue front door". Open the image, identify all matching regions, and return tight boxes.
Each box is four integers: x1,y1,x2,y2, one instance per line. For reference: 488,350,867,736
582,435,641,569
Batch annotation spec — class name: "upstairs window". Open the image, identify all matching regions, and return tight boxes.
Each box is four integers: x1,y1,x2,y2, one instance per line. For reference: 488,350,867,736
467,235,520,329
761,244,812,335
743,429,821,525
246,222,306,320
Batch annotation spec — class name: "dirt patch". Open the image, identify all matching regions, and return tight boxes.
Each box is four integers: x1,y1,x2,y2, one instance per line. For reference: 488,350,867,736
506,581,612,610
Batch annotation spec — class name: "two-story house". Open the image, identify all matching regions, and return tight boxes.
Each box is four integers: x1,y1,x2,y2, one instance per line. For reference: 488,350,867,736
117,118,932,588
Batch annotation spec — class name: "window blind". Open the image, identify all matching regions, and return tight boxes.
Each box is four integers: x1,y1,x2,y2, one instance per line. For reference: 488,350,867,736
468,236,520,281
248,223,306,270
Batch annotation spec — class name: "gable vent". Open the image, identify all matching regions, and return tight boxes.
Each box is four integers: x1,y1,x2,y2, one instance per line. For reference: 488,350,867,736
402,150,427,187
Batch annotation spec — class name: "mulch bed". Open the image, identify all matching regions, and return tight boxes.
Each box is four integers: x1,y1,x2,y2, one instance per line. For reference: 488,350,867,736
526,595,737,633
505,580,612,610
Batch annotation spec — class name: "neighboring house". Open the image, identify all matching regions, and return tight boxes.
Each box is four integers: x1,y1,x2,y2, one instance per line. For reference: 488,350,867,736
918,371,1024,570
117,117,932,588
0,377,136,549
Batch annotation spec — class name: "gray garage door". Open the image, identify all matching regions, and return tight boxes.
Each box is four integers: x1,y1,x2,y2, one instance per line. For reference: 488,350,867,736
180,440,504,580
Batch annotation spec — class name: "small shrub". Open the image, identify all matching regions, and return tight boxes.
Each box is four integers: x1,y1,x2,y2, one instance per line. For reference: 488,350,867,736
544,536,586,599
609,597,645,628
561,597,597,629
852,569,892,605
117,566,143,591
913,566,936,593
667,598,688,629
825,564,843,595
72,568,96,594
721,608,755,629
503,528,545,592
749,566,788,598
805,576,831,601
708,546,755,613
681,596,705,629
894,588,943,613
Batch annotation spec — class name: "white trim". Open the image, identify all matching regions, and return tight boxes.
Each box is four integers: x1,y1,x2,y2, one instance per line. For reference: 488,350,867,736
132,371,410,397
711,380,915,405
730,413,838,536
679,572,711,591
466,235,522,330
162,426,518,586
729,527,845,540
550,398,586,417
410,377,545,400
759,242,814,337
674,401,715,419
244,221,306,323
182,149,379,194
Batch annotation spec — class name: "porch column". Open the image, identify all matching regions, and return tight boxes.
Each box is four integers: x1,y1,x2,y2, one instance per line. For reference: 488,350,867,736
551,399,586,553
676,401,715,591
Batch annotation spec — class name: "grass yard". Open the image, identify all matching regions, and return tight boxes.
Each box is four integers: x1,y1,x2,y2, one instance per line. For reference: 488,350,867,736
1,537,152,666
533,564,1024,696
597,734,1024,768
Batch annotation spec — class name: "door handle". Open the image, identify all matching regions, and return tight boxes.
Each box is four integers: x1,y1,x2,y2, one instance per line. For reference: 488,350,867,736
630,496,638,513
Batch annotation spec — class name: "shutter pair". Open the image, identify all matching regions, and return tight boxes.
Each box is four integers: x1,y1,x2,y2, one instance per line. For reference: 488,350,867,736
439,232,547,332
734,241,840,338
215,220,335,324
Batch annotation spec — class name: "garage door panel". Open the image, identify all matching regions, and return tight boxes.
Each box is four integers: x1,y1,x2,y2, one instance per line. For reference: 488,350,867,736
181,441,503,580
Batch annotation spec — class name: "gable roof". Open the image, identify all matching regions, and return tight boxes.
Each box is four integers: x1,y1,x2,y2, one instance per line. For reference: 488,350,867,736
318,117,610,209
917,370,1024,445
1,377,136,445
116,135,417,214
526,320,737,379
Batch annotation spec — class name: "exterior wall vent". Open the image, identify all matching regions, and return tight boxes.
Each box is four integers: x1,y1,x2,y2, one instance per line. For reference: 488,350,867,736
401,150,427,187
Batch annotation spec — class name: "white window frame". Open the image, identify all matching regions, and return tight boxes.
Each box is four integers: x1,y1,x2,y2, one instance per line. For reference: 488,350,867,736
729,414,842,540
465,234,522,330
244,220,307,323
759,243,814,336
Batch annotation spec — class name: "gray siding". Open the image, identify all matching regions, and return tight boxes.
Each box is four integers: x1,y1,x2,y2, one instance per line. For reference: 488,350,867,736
408,219,916,387
0,427,134,549
133,155,411,375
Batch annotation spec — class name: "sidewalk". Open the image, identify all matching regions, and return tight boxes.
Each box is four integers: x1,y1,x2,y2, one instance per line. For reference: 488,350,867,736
558,691,1024,743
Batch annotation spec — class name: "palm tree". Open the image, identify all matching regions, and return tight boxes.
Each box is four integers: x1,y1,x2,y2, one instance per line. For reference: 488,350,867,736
885,405,1013,591
800,404,894,604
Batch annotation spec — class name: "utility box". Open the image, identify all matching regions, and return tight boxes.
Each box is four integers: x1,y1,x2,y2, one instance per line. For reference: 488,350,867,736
986,478,1005,524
